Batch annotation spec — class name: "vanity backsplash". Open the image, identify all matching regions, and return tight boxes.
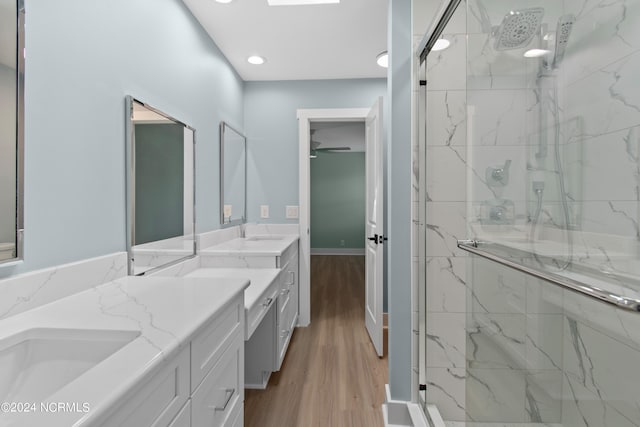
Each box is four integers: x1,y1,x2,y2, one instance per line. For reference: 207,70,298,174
0,252,127,320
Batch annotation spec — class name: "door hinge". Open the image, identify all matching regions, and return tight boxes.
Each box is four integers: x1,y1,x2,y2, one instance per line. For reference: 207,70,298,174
419,80,427,86
419,384,427,391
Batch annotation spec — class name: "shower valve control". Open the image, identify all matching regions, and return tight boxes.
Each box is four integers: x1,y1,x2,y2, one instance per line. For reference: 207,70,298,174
486,159,512,187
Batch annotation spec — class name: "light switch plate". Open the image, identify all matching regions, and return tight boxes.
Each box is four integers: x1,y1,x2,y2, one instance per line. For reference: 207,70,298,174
286,205,299,219
260,205,269,219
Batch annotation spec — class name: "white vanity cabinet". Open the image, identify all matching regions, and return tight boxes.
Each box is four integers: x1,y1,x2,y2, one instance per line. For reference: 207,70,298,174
98,294,244,427
195,236,300,389
276,247,299,370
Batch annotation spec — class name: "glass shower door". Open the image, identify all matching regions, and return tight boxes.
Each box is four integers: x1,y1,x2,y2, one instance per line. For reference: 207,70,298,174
419,0,640,424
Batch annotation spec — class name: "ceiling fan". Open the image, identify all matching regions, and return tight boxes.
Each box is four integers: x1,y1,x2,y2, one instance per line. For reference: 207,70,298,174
310,130,351,158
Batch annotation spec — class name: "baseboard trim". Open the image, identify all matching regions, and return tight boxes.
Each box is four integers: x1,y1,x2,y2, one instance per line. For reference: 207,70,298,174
311,248,365,256
382,384,413,426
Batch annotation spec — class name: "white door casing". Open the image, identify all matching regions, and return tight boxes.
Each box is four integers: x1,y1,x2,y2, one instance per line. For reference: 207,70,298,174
297,100,384,358
365,97,384,357
297,107,371,327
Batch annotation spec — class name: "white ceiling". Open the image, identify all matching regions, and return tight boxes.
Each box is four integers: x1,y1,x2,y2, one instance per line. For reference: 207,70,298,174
182,0,389,81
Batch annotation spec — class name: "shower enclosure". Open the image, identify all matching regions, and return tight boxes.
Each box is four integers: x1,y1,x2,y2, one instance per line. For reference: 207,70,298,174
417,0,640,425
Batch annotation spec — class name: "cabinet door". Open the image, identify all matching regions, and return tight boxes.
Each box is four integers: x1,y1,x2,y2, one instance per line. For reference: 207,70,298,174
192,334,243,427
98,347,190,427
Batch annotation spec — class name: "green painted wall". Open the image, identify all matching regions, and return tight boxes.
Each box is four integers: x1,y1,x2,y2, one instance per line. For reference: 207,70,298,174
310,152,365,249
134,123,184,245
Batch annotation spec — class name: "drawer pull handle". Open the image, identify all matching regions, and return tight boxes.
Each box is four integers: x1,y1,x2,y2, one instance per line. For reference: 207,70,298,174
281,329,290,338
210,388,235,411
262,297,273,307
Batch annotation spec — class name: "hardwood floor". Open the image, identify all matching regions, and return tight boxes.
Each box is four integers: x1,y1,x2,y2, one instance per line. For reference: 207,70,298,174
244,255,388,427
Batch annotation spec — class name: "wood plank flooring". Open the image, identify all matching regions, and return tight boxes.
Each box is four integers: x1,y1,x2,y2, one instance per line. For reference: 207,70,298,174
244,255,388,427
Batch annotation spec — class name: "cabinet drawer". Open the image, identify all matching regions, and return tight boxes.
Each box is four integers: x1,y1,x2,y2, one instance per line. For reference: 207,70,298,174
99,346,190,427
192,334,244,427
277,283,291,330
191,295,243,392
279,266,295,292
246,281,279,339
276,241,298,268
168,400,191,427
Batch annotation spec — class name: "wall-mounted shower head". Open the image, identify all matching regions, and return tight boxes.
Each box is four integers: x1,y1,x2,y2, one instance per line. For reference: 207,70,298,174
494,8,545,51
552,14,575,68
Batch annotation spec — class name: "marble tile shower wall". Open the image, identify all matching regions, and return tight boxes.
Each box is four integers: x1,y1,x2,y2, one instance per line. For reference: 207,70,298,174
469,258,640,427
559,0,640,273
424,2,469,420
423,0,640,424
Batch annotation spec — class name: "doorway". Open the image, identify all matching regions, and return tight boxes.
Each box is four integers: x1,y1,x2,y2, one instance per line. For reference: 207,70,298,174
297,100,384,356
310,121,366,256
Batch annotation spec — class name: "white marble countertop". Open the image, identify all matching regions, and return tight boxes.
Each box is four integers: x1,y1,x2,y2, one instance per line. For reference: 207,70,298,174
199,235,298,257
184,268,280,313
0,275,248,426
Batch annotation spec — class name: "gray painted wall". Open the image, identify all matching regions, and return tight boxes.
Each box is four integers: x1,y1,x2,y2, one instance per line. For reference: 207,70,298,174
310,151,365,250
388,0,413,402
0,0,243,278
243,78,387,224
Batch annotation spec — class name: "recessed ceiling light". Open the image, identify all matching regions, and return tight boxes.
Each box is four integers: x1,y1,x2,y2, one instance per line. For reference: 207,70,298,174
376,51,388,68
432,39,451,51
215,0,233,3
268,0,339,5
247,55,266,65
524,48,551,58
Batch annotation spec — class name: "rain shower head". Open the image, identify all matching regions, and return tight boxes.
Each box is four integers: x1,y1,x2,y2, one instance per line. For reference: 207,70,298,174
494,8,545,51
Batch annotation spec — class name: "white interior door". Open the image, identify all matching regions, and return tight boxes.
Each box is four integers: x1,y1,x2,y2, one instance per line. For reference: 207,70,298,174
365,97,384,357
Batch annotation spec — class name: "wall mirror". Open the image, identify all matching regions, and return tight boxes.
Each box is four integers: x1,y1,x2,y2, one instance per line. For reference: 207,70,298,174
125,96,196,275
220,122,246,226
0,0,24,264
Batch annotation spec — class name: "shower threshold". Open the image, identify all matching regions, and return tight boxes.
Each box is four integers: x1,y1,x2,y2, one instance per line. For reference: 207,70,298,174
444,423,563,427
426,403,563,427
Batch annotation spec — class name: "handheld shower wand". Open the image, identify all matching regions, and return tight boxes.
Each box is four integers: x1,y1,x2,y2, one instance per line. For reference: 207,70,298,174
552,14,575,68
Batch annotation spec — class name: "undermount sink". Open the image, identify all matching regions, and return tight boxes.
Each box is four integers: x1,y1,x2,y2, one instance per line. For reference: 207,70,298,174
0,328,140,402
244,236,285,241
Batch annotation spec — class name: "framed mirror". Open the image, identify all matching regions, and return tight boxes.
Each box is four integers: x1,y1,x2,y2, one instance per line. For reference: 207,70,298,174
0,0,24,264
125,96,196,275
220,122,246,226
